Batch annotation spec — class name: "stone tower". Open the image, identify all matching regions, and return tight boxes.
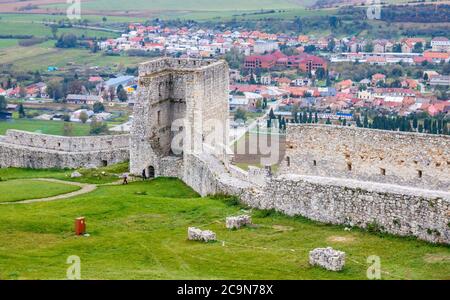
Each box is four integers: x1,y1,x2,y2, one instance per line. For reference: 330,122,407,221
130,57,229,178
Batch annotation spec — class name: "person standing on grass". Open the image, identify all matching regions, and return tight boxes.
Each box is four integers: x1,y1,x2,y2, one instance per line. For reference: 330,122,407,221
142,169,147,180
122,173,129,185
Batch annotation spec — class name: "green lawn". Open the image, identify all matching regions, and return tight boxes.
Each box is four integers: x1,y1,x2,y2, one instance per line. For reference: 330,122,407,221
0,169,448,279
0,179,80,203
0,163,129,185
0,39,18,49
0,119,91,136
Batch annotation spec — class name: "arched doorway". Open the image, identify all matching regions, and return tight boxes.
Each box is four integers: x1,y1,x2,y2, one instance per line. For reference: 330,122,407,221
148,166,155,179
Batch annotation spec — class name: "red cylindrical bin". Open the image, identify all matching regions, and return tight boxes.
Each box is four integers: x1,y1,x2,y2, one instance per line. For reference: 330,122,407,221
75,217,86,236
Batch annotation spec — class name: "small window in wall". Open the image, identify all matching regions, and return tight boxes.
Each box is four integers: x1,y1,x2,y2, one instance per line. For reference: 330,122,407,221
380,168,386,176
286,156,291,167
157,111,161,125
347,162,352,171
102,160,108,167
418,170,423,178
313,160,317,166
58,142,61,147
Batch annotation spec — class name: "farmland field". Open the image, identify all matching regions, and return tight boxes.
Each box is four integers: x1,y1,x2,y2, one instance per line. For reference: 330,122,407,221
0,170,448,280
0,39,19,49
0,40,147,72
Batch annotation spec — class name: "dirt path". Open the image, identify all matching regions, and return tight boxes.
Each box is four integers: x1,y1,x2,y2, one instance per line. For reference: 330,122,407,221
0,178,97,205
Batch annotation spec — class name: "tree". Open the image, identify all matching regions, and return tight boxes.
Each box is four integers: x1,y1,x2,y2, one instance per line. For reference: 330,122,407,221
294,16,303,32
55,34,78,48
412,115,418,130
19,86,27,98
391,67,403,78
117,89,128,102
0,95,7,112
393,44,402,53
269,108,276,120
93,102,105,113
363,114,369,128
364,43,374,53
79,111,89,124
67,80,83,95
234,108,247,122
315,68,326,80
18,104,26,118
90,117,109,135
46,80,64,101
328,16,339,29
108,86,116,101
413,42,423,53
327,39,336,52
50,25,58,39
63,123,74,136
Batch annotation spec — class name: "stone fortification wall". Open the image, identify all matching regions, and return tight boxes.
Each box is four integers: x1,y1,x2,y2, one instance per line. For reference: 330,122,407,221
279,125,450,191
0,130,129,169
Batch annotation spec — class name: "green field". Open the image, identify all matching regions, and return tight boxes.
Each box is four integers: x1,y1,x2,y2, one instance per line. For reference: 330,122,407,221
0,179,80,203
0,20,118,39
46,0,313,11
0,167,448,280
0,39,147,72
0,162,129,185
0,39,18,49
0,119,91,136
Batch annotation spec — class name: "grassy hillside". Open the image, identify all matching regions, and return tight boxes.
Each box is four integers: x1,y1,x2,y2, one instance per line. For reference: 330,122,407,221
0,170,448,279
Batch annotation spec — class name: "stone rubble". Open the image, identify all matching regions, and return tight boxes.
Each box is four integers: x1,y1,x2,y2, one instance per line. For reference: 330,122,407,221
309,247,346,272
226,215,252,229
188,227,217,242
71,171,82,178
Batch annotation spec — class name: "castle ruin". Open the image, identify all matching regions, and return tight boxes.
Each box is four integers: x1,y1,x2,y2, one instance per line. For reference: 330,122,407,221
0,57,448,244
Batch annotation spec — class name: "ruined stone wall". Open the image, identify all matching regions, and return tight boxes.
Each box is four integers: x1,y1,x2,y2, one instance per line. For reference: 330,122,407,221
130,58,229,176
3,130,129,152
279,125,450,191
240,174,450,244
0,130,129,169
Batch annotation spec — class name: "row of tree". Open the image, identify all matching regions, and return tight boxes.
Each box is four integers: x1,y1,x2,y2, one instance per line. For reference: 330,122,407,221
355,114,449,135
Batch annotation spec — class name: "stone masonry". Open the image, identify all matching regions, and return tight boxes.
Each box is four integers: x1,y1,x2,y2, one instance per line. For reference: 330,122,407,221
279,124,450,191
0,130,129,169
226,215,252,229
188,227,217,242
309,247,346,271
130,57,229,180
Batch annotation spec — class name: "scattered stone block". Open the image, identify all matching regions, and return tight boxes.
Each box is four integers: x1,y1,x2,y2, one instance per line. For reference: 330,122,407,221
309,247,346,271
188,227,216,242
226,215,252,229
71,171,82,178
